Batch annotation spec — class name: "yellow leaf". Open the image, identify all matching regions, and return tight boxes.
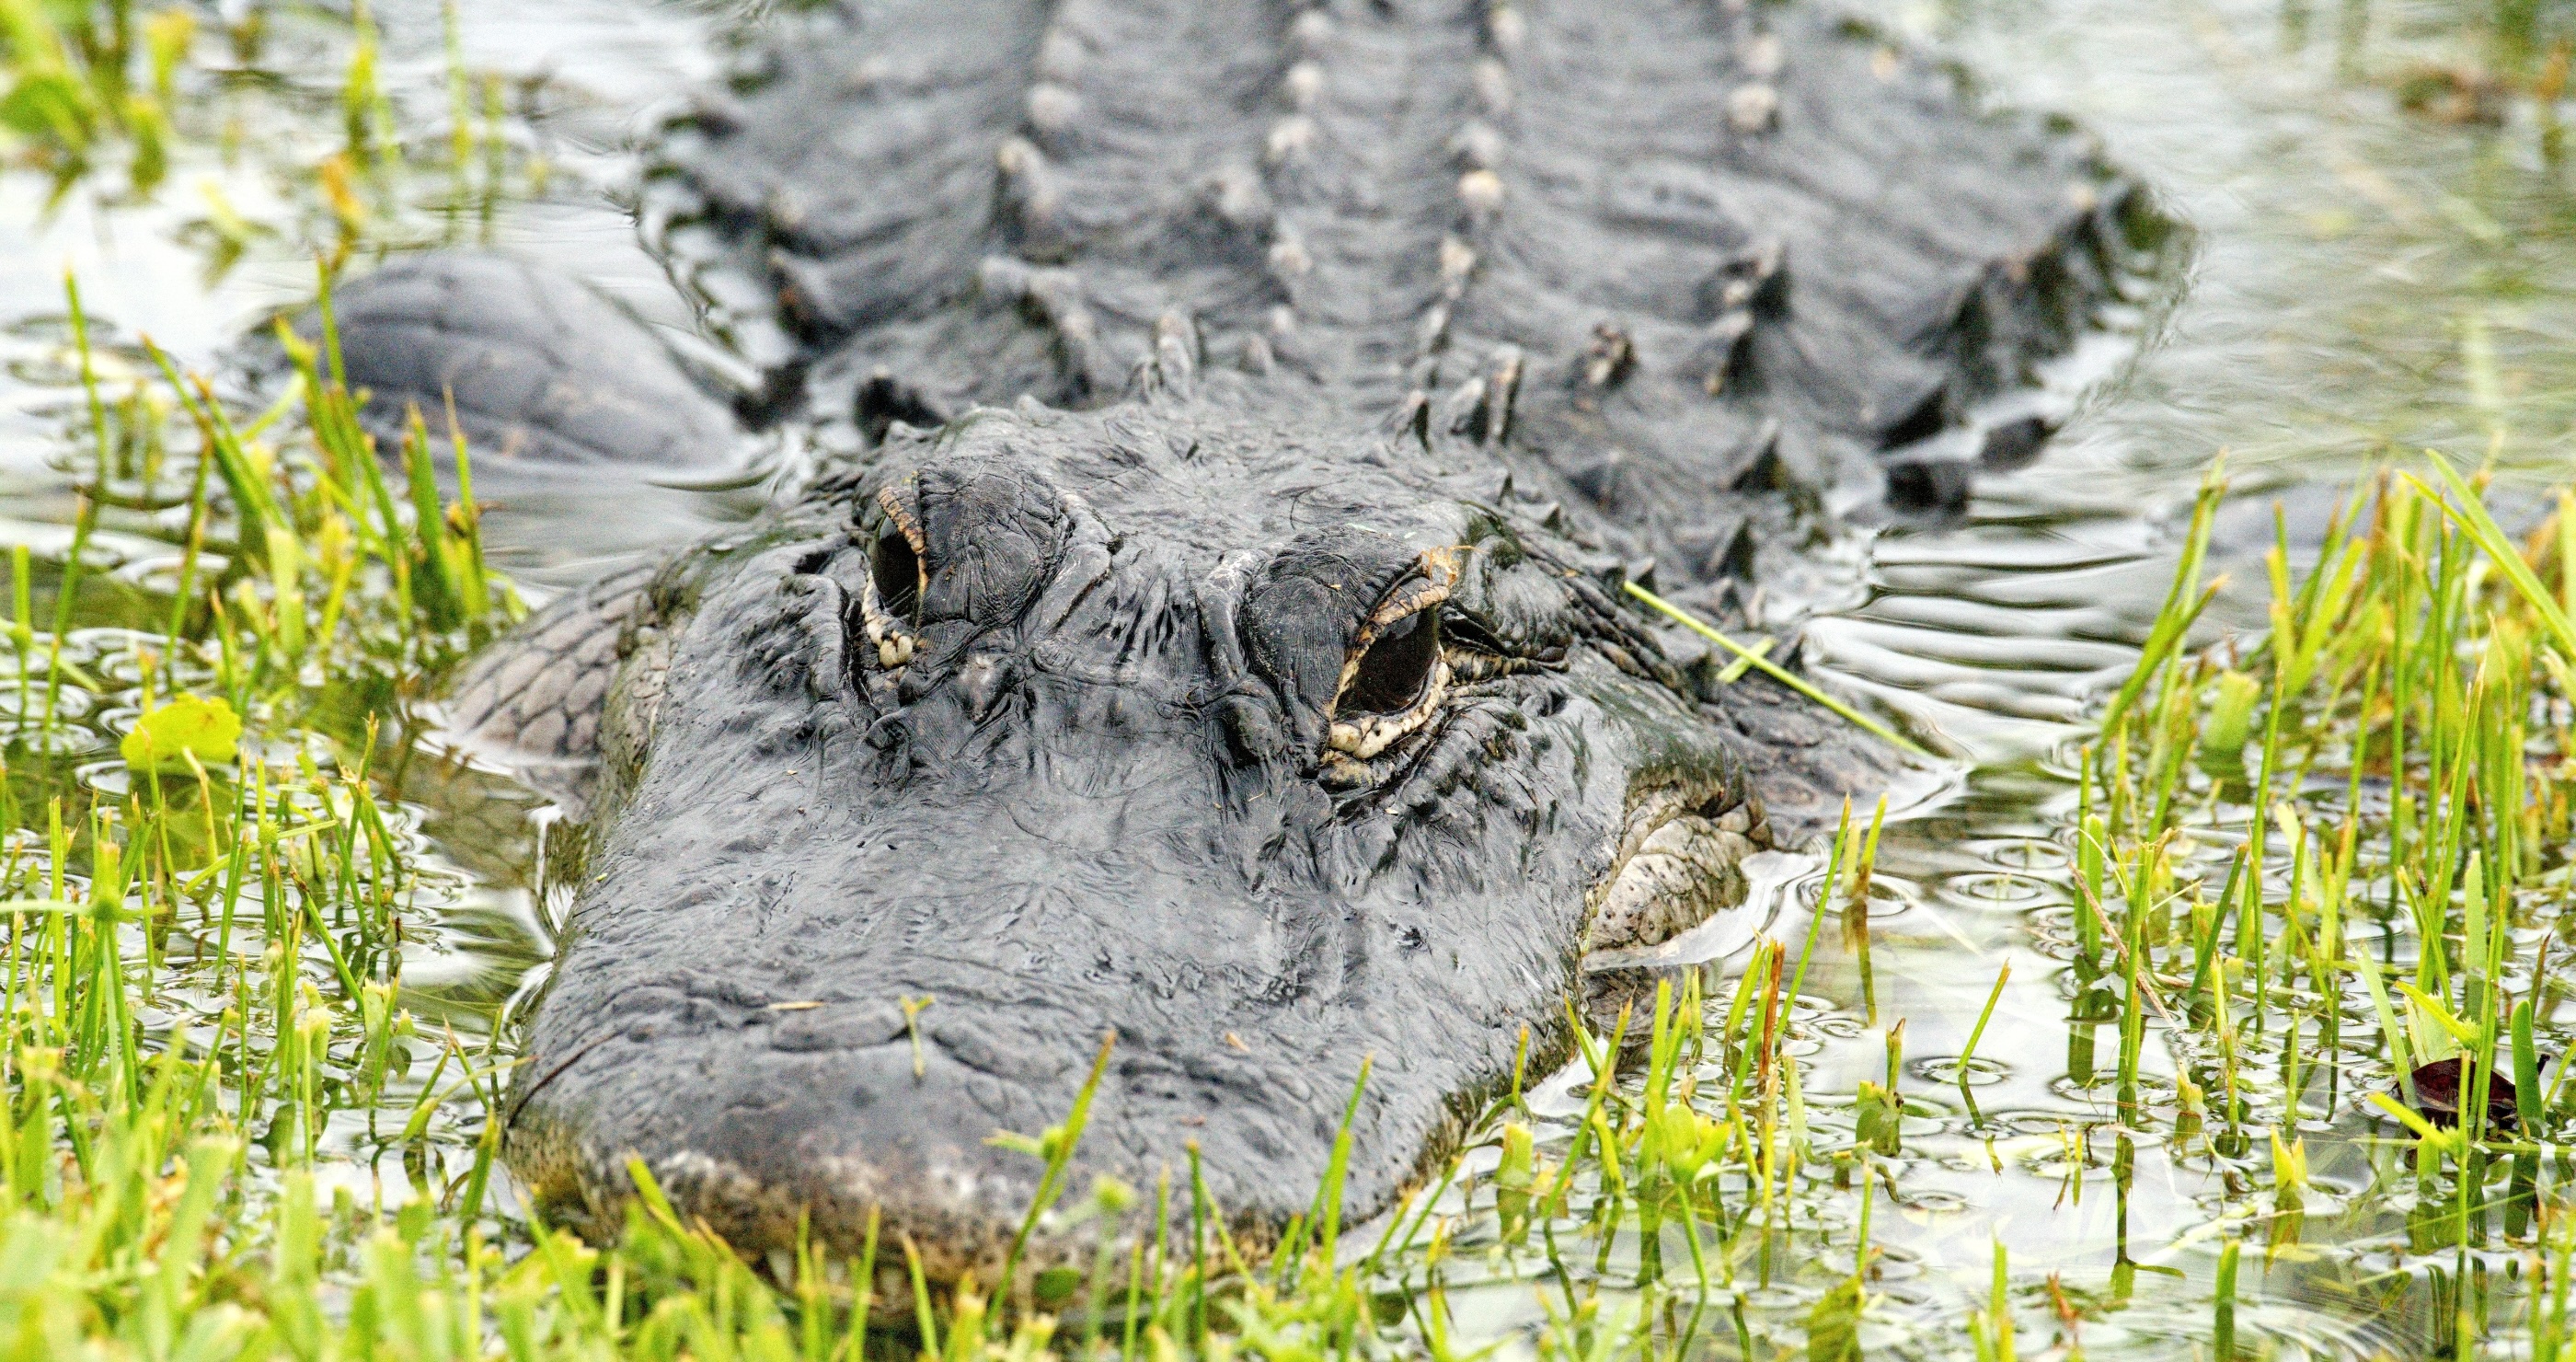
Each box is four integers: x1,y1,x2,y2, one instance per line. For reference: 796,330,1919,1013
121,695,241,773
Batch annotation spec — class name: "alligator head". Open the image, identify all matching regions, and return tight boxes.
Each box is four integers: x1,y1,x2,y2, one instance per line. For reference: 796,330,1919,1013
500,364,1845,1291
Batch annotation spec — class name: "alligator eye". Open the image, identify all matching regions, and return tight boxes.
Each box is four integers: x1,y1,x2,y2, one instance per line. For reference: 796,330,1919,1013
870,528,922,623
859,487,927,668
1327,606,1451,761
1340,610,1437,715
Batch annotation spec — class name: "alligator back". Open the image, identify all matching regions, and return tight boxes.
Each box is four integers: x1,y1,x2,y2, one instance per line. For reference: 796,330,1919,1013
658,0,2150,611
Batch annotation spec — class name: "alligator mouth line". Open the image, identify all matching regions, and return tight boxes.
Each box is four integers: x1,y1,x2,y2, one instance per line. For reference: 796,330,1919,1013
1581,776,1770,961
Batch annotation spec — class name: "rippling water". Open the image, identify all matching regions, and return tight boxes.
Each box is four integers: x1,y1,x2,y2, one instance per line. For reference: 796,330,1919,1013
1802,2,2576,1356
0,0,2566,1356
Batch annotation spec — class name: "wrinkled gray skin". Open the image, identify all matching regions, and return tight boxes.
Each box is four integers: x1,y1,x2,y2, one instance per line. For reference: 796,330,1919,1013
373,0,2156,1295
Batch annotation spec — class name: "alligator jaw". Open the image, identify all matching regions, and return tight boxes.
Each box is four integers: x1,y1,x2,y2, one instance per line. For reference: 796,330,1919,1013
508,1120,1101,1298
509,768,1782,1306
1583,779,1771,960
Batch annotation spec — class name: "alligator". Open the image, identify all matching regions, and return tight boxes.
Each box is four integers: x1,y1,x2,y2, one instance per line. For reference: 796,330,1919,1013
326,0,2156,1297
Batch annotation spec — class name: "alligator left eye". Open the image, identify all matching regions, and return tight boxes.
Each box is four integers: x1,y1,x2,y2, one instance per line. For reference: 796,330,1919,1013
1326,607,1450,763
1340,610,1438,715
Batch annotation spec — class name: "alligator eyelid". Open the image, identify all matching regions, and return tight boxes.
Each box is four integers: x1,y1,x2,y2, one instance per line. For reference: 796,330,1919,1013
1348,543,1464,651
1363,576,1447,635
1335,585,1447,704
1439,609,1511,656
875,485,928,571
1316,541,1512,772
1326,624,1449,768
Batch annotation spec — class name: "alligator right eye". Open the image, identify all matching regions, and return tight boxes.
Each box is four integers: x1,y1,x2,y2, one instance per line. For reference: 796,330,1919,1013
859,488,927,668
870,528,922,622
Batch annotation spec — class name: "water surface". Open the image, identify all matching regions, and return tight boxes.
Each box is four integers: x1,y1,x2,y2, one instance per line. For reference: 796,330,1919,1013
1,0,2565,1356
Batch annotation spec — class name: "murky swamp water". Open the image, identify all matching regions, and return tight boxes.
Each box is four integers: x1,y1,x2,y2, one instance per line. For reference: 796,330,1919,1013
1,0,2570,1356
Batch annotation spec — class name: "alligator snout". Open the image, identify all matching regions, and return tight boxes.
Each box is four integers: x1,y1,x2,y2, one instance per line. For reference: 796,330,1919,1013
511,853,1367,1289
509,703,1462,1287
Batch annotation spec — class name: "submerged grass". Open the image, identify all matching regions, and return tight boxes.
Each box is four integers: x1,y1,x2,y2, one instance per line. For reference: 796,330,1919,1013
1625,583,1936,759
0,0,554,289
2047,455,2576,1357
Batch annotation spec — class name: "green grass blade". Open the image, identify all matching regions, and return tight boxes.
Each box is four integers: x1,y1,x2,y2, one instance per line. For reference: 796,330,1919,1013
1624,583,1932,757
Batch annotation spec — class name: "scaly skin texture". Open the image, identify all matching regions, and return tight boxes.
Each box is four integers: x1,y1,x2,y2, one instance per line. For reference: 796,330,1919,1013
388,0,2161,1293
661,0,2145,560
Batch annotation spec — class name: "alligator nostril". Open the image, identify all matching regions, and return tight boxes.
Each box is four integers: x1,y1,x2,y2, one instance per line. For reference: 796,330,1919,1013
871,529,922,623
